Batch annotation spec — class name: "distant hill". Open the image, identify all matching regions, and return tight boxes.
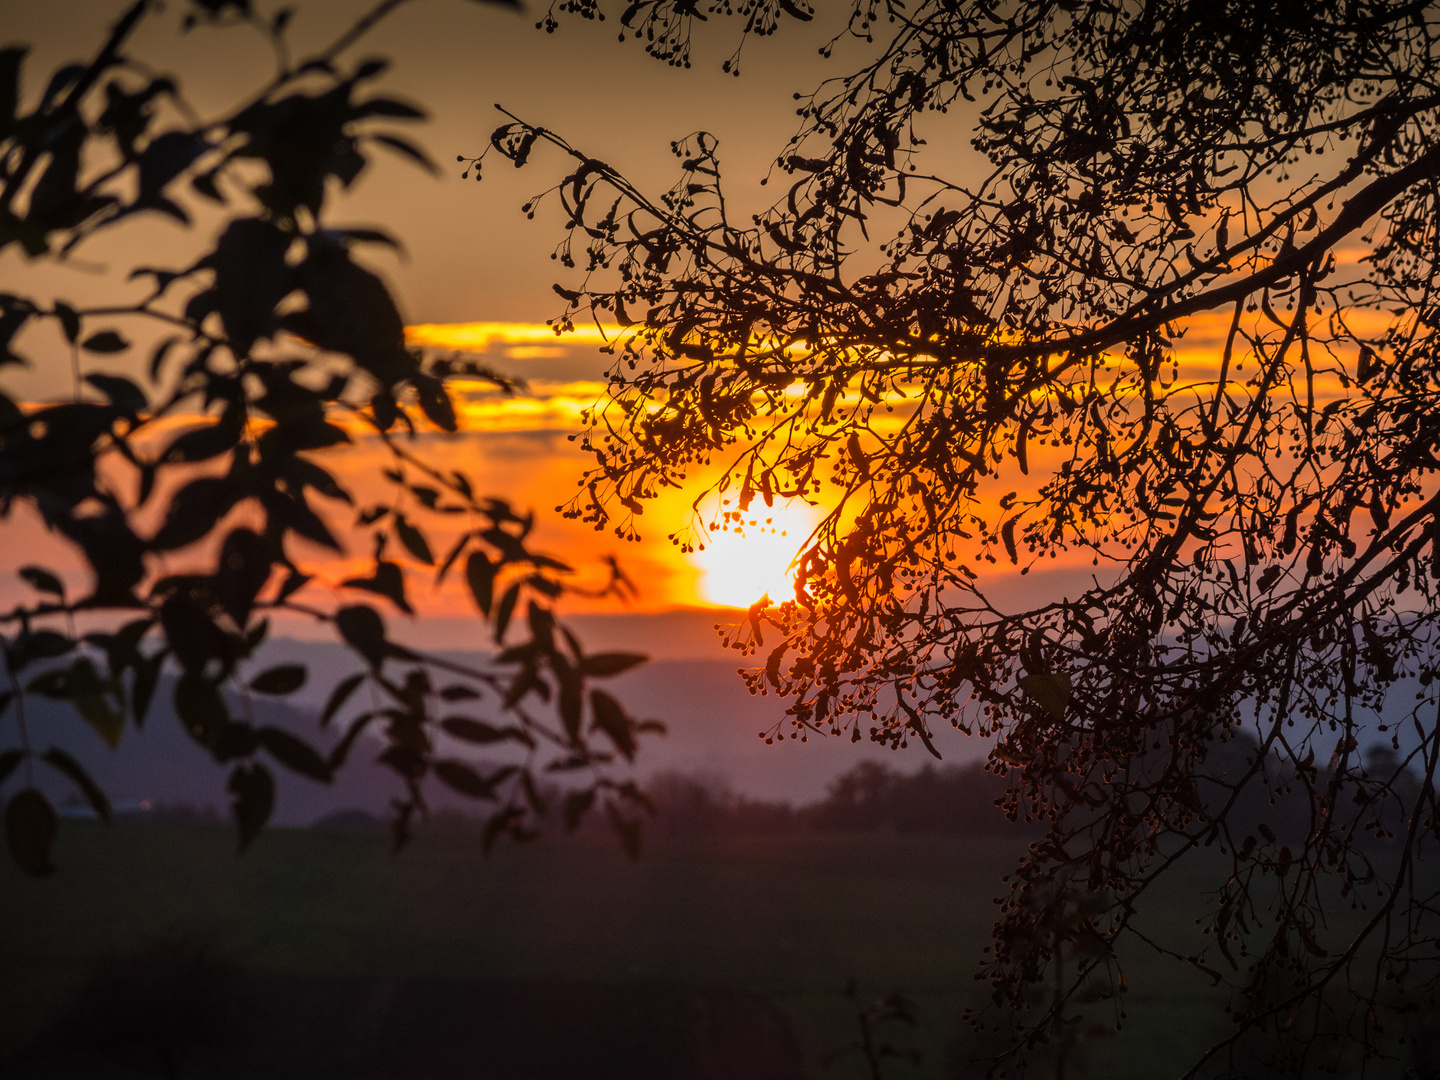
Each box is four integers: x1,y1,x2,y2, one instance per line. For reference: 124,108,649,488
23,635,1416,834
246,638,992,804
21,682,397,828
19,640,989,828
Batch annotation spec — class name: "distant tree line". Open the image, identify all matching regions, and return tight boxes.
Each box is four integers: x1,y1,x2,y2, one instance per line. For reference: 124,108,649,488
643,761,1027,839
640,729,1425,848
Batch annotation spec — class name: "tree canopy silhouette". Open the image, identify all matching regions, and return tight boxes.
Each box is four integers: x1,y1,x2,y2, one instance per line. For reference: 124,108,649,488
481,1,1440,1073
0,0,658,874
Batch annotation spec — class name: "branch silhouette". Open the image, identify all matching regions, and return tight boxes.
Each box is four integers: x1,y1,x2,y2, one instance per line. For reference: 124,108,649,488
484,1,1440,1073
0,0,656,872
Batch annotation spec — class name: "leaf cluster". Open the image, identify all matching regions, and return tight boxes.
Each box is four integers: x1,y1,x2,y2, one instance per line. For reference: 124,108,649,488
0,0,654,874
490,1,1440,1073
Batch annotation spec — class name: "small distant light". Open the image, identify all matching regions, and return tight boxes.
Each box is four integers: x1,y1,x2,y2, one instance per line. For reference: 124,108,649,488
140,800,151,811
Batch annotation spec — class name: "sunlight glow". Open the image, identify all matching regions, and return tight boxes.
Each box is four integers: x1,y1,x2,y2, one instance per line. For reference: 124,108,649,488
405,321,619,351
691,502,819,609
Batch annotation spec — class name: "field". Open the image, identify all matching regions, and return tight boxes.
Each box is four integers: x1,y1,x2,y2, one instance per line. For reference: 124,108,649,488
0,820,1358,1079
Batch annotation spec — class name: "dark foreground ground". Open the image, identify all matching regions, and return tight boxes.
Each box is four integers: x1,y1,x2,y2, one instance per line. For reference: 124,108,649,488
0,821,1415,1079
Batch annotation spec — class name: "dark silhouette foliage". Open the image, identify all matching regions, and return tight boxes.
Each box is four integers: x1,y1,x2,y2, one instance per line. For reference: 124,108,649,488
483,1,1440,1073
644,770,798,837
0,0,656,873
647,761,1031,839
808,760,1024,837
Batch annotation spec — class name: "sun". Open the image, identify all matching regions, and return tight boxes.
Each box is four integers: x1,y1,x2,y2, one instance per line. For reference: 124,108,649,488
691,502,818,609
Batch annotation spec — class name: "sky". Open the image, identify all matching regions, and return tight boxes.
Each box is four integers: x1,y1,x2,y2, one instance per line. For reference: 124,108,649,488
3,0,857,325
0,0,890,641
0,0,1127,628
0,0,1374,648
0,1,1415,807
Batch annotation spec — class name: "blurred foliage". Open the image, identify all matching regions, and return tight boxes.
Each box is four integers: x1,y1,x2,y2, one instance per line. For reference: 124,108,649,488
0,0,656,874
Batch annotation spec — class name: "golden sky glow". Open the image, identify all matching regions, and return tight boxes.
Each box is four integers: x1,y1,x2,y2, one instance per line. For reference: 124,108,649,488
406,322,619,350
392,311,1403,617
0,310,1399,631
2,3,1408,660
403,322,831,614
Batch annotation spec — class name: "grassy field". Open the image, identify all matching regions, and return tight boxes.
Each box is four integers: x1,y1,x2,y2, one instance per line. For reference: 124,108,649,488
0,820,1358,1079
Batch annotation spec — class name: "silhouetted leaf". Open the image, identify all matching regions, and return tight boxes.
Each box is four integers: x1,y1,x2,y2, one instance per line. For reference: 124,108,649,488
228,762,274,851
41,747,110,820
131,651,164,728
371,389,398,431
160,596,222,672
557,663,582,741
1018,671,1072,722
440,715,527,745
287,241,409,377
1357,344,1380,384
527,602,555,652
25,669,68,698
0,748,22,787
153,477,242,550
81,330,129,353
18,565,64,597
580,652,648,677
515,770,543,816
414,375,456,432
591,689,636,761
5,788,56,876
1001,518,1018,564
213,217,292,355
284,456,351,503
369,132,437,173
356,96,425,120
435,532,469,585
395,515,433,564
74,679,125,751
14,630,74,667
341,560,411,613
320,672,365,726
216,528,272,627
465,551,495,616
502,661,538,709
26,656,124,748
336,604,387,670
378,744,424,782
174,670,228,750
148,335,181,380
0,47,25,138
434,759,497,800
326,711,374,772
493,581,519,644
52,301,80,344
256,726,331,781
162,404,244,463
191,169,223,202
214,721,259,762
135,130,210,204
84,373,146,413
249,664,306,695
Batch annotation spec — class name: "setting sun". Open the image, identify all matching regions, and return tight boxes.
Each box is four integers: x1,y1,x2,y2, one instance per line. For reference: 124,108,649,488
691,503,819,608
